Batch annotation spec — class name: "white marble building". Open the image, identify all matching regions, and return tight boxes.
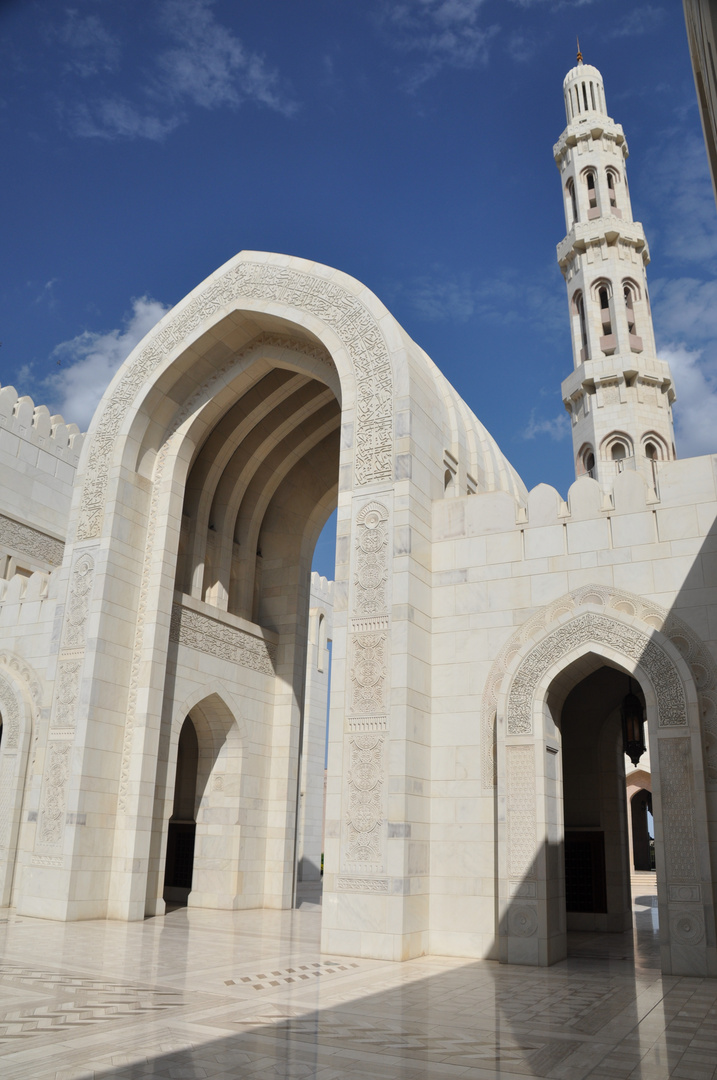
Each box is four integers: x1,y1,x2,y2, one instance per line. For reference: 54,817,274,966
0,56,716,979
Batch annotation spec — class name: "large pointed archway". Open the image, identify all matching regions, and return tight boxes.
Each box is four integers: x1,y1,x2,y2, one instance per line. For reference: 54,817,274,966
18,252,524,963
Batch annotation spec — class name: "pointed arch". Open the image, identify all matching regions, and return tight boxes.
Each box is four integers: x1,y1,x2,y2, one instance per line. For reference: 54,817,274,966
489,586,716,976
0,652,40,906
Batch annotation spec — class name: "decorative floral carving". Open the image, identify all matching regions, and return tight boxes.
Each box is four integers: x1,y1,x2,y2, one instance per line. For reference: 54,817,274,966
507,613,686,735
506,744,536,881
62,554,94,649
346,733,384,866
350,633,387,714
354,502,389,616
0,673,20,748
53,661,82,729
169,604,276,675
0,513,64,567
77,264,393,541
507,905,538,937
658,738,698,882
669,907,704,946
37,742,72,848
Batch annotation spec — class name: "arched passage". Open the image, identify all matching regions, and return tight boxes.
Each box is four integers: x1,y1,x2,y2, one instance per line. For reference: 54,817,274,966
24,252,526,964
496,598,716,976
0,654,38,907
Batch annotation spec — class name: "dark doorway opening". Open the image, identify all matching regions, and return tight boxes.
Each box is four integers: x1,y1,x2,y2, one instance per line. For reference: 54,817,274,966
164,716,198,907
630,788,654,871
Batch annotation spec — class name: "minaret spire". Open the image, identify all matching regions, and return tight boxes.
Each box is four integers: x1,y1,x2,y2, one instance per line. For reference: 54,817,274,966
554,57,676,493
576,36,582,64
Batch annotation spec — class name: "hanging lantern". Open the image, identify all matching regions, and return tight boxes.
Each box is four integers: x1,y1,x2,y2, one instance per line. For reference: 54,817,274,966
621,680,646,766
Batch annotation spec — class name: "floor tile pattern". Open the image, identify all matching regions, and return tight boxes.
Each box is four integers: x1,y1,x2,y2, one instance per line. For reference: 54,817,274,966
0,879,716,1080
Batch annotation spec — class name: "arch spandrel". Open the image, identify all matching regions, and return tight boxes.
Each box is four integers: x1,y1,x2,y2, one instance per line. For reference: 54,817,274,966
74,255,401,543
482,583,717,789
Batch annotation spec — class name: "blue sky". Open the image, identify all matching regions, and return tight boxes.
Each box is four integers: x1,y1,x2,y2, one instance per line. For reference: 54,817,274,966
2,0,716,578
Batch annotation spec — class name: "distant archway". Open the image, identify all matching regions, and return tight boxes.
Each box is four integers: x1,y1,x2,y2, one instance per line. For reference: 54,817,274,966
495,593,715,976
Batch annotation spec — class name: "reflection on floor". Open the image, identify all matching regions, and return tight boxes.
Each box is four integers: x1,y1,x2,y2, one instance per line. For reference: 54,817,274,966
568,872,661,974
1,873,715,1080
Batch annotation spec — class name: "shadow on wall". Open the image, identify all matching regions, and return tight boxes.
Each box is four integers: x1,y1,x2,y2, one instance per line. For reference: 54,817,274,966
493,489,717,977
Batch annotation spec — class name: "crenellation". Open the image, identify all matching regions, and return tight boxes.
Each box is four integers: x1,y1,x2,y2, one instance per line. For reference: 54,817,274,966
0,384,85,465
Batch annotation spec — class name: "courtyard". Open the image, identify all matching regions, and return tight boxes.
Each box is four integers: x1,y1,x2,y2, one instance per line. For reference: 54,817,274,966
1,877,716,1080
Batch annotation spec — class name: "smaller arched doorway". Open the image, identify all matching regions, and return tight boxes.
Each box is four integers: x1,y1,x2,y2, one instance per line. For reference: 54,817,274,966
497,596,716,976
164,716,199,907
559,664,641,933
630,788,654,872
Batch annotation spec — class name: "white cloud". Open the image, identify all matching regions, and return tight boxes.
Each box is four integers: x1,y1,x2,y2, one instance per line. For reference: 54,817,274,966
651,277,717,345
69,98,181,142
522,410,570,441
649,276,717,457
661,344,717,457
156,0,297,116
609,5,667,38
47,297,170,430
379,0,498,87
644,133,717,265
52,10,121,77
403,266,565,336
56,0,297,140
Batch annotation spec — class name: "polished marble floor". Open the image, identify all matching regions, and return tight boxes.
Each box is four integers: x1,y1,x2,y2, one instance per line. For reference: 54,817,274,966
1,876,715,1080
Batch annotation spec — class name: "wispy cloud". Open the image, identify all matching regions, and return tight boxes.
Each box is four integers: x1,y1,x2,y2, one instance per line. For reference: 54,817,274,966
651,275,717,457
57,0,297,141
661,344,717,457
608,5,667,39
522,410,570,441
47,297,170,429
378,0,498,88
155,0,297,116
402,266,565,336
643,132,717,265
69,98,181,142
50,9,121,77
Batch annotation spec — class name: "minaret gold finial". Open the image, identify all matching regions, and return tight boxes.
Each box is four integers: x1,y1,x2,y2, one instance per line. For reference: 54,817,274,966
576,36,583,63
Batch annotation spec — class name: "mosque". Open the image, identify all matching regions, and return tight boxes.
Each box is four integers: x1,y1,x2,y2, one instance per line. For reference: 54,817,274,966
0,48,716,986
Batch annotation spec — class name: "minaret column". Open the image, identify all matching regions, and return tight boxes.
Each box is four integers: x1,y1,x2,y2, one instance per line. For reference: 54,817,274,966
554,54,677,490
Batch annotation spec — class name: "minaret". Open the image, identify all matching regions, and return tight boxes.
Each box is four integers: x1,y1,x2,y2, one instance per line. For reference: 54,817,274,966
555,48,676,490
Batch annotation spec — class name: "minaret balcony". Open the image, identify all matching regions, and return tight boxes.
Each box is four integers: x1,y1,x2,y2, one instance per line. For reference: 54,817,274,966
599,334,617,355
557,219,649,266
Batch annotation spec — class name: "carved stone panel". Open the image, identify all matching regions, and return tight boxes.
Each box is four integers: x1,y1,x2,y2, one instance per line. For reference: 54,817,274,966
0,673,20,748
62,553,95,649
345,733,385,869
482,585,713,789
77,263,394,540
350,633,387,714
36,742,72,849
507,613,686,735
506,744,537,881
169,604,277,675
0,513,64,567
658,737,698,883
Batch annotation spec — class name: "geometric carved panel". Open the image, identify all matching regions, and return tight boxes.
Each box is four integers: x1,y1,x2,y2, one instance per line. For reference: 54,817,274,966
658,737,699,882
506,744,537,881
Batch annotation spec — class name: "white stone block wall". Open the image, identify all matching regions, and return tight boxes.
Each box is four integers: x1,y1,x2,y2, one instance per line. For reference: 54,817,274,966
296,572,333,882
429,457,717,971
